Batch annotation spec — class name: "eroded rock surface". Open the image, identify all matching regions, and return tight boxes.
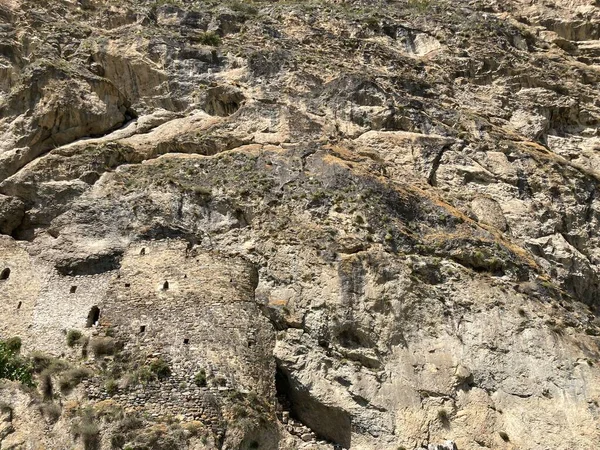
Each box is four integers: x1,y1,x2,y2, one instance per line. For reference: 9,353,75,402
1,0,600,449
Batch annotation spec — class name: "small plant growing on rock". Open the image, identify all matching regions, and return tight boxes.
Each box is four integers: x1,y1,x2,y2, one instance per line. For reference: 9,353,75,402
39,402,62,423
29,351,54,373
40,369,54,400
196,31,221,47
0,338,33,386
407,0,433,13
59,367,92,393
149,358,171,380
73,412,99,450
105,378,118,395
184,421,204,437
134,367,154,385
90,337,117,357
229,1,258,15
437,408,450,427
5,337,21,353
66,330,83,347
194,369,207,387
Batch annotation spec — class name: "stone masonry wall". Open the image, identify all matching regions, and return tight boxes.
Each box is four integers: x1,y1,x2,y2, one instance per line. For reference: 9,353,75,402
87,239,275,421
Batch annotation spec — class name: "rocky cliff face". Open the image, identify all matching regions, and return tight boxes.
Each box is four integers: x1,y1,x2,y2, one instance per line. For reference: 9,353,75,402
1,0,600,449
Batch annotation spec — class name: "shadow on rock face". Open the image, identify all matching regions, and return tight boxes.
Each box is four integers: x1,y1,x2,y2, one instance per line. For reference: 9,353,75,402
276,365,352,449
54,250,123,276
204,86,245,116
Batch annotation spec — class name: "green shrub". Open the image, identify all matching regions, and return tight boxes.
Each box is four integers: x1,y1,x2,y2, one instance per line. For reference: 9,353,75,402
29,352,54,373
66,330,83,347
407,0,432,12
437,408,450,427
229,1,258,15
118,414,144,432
105,378,118,395
90,337,117,357
5,337,21,353
111,433,126,449
135,367,155,385
194,369,207,387
39,402,62,423
73,416,99,450
196,31,221,47
59,367,92,392
149,358,171,380
40,369,54,400
184,421,204,437
0,339,33,386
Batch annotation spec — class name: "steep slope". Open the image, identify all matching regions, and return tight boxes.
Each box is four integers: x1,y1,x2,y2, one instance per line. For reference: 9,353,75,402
1,0,600,449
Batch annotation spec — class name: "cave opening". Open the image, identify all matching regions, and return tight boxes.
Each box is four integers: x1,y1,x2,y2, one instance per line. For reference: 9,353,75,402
275,365,351,449
86,306,100,328
0,268,10,280
204,86,245,116
70,286,77,294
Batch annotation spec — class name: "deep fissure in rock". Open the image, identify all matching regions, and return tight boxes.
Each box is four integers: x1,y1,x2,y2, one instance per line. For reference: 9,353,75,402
275,365,351,448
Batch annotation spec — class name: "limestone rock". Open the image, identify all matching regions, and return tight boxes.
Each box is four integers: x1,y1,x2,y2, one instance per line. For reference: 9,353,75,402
0,0,599,449
0,194,24,235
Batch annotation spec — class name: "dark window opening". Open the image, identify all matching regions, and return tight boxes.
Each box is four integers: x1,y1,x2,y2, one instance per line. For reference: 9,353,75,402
183,338,190,345
140,325,146,333
163,281,169,290
86,306,100,328
140,248,146,256
70,286,77,294
17,301,22,310
125,283,131,288
0,268,10,280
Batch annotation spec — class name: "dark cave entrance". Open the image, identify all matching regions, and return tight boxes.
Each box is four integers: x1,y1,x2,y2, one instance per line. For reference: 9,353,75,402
275,365,351,449
0,268,10,280
86,306,100,327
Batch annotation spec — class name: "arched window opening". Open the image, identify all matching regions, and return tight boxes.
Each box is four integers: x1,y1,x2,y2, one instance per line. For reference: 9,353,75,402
140,248,146,256
86,306,100,328
163,281,169,290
